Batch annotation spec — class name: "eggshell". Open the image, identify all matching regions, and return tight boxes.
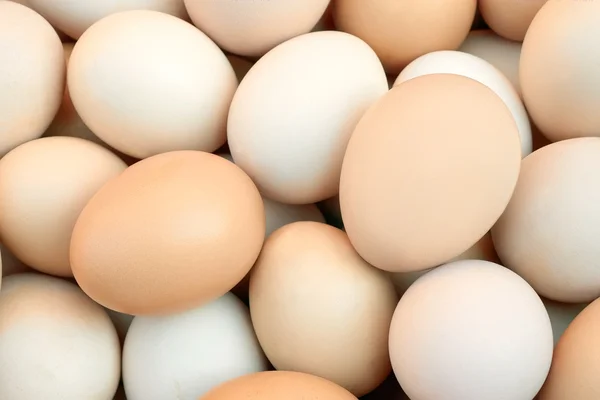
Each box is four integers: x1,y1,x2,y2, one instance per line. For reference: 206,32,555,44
340,74,521,273
26,0,188,39
0,1,65,157
123,293,268,400
520,0,600,142
542,299,587,347
0,243,30,277
390,260,553,400
228,31,388,204
332,0,477,75
537,298,600,399
70,150,265,315
479,0,548,41
0,273,121,399
249,221,398,397
200,371,358,400
68,10,237,159
492,138,600,303
0,137,127,277
183,0,330,57
393,50,532,157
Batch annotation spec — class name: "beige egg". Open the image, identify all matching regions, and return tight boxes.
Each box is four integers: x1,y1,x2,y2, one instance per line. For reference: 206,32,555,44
228,31,388,204
68,10,237,159
479,0,548,42
249,222,398,397
0,137,127,277
0,1,65,157
492,138,600,303
0,273,121,399
184,0,330,57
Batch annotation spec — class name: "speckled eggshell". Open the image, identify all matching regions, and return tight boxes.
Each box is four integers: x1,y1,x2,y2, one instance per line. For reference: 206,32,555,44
479,0,548,41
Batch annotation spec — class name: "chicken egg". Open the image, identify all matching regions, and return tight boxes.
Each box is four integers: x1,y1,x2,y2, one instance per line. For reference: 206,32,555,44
479,0,548,41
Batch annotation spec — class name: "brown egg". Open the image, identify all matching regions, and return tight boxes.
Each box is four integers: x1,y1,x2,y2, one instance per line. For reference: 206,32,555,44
249,221,398,397
340,74,521,273
0,137,127,277
479,0,547,42
332,0,477,75
0,1,65,157
537,297,600,399
200,371,358,400
71,151,265,316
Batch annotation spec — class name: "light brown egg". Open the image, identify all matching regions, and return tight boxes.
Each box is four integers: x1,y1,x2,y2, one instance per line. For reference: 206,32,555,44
71,151,265,316
183,0,330,58
332,0,477,75
249,221,398,397
0,1,65,157
26,0,188,39
520,0,600,142
68,10,237,159
0,137,127,277
492,138,600,303
479,0,547,42
340,74,521,273
0,273,121,399
199,371,358,400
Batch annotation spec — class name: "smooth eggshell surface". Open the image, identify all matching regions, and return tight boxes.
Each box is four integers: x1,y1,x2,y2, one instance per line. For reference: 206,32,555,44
26,0,188,39
68,10,237,159
520,0,600,142
332,0,477,75
123,293,268,400
492,138,600,303
199,371,358,400
0,1,65,157
340,74,521,273
0,273,121,400
390,260,553,400
542,299,587,347
479,0,547,42
0,137,127,277
70,151,265,315
249,221,398,397
394,50,532,157
228,31,388,204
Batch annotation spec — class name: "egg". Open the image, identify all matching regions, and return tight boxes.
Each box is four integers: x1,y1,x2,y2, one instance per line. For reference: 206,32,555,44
332,0,477,75
123,293,268,400
228,31,388,205
492,138,600,303
25,0,188,39
0,1,65,157
200,371,358,400
390,260,553,400
542,299,587,347
479,0,548,41
183,0,330,58
0,137,127,277
0,273,121,399
249,221,398,397
520,0,600,142
70,150,265,315
393,50,532,157
68,10,237,159
0,243,30,277
340,74,521,273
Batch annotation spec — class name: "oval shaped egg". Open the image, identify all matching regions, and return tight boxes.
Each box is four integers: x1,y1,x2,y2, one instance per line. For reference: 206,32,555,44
542,299,587,347
0,1,64,157
123,293,268,400
390,260,553,400
26,0,188,39
228,31,388,205
183,0,329,57
0,137,127,277
68,10,237,159
70,150,265,315
340,74,521,273
479,0,548,41
394,50,532,157
249,221,398,397
492,138,600,303
332,0,477,75
200,371,358,400
0,273,121,400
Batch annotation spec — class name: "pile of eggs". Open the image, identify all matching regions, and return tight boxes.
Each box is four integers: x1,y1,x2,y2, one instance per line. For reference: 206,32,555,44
2,0,600,399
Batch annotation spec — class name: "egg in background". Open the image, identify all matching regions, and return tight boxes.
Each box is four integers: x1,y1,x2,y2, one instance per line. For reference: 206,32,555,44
479,0,548,42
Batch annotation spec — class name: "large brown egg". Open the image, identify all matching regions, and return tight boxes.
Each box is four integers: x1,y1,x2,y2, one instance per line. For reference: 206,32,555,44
70,151,265,315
